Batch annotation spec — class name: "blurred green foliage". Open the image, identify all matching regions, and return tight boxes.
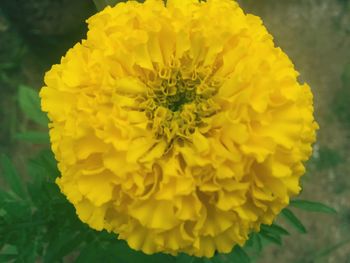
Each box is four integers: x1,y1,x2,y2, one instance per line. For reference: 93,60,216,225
314,146,343,171
333,64,350,126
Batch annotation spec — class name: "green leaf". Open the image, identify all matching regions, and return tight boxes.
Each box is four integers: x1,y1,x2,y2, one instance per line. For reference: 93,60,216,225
14,131,49,144
290,200,337,214
2,201,31,221
250,233,262,253
43,232,85,263
75,242,97,263
0,254,17,262
18,240,37,263
227,246,250,263
18,85,48,126
176,254,195,263
261,224,290,236
28,149,60,180
92,0,120,11
0,154,26,198
281,208,307,234
312,238,350,259
259,230,282,246
109,241,176,263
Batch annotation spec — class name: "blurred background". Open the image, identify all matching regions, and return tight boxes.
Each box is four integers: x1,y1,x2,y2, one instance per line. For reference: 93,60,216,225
0,0,349,262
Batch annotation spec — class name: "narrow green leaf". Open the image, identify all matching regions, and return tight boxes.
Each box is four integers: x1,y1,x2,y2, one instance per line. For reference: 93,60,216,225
228,246,250,263
259,230,282,246
281,208,307,233
14,131,49,144
0,154,26,198
245,232,263,252
18,85,48,126
2,201,31,221
313,238,350,259
261,224,290,236
28,149,60,180
290,200,337,214
43,232,85,263
252,233,262,253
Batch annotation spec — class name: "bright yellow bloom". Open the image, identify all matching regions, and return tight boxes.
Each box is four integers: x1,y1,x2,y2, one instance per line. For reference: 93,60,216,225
40,0,318,257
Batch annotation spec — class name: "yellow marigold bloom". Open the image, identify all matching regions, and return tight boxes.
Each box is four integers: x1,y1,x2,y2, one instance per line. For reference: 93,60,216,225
40,0,318,257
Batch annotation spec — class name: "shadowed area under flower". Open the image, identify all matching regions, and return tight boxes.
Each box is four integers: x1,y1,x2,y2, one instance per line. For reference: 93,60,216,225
40,0,318,257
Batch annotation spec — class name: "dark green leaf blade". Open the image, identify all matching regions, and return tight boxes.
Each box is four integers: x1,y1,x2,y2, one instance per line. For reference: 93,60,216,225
18,85,48,126
281,208,307,234
176,254,195,263
14,131,49,144
250,233,262,253
43,232,85,263
259,230,282,246
0,154,26,198
228,246,250,263
290,200,337,214
261,224,290,236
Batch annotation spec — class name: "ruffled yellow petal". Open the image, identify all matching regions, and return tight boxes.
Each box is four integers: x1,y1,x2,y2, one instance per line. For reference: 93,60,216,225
41,0,318,257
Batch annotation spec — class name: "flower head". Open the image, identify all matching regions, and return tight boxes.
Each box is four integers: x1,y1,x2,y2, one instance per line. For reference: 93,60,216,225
40,0,318,257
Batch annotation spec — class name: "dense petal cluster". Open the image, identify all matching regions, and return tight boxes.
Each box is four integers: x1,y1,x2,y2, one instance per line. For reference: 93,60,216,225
40,0,318,257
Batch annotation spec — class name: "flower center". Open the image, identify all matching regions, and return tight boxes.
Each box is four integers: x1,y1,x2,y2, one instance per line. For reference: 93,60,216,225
141,66,221,142
166,88,196,112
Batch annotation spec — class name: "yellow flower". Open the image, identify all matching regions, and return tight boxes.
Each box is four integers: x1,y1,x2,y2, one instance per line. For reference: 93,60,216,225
40,0,318,257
